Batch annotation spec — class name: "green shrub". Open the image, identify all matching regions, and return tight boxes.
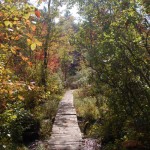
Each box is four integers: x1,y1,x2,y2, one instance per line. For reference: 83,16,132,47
74,90,99,120
0,101,39,149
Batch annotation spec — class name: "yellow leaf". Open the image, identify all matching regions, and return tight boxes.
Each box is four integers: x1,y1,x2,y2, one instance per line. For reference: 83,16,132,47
27,39,31,45
9,90,13,95
26,33,33,38
23,13,30,20
4,21,12,27
0,44,5,48
10,46,17,54
11,115,17,120
18,95,24,100
31,43,36,50
35,39,42,46
14,17,18,21
21,55,28,61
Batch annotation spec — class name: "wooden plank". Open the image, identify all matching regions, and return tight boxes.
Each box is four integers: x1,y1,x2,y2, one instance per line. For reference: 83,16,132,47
48,90,83,150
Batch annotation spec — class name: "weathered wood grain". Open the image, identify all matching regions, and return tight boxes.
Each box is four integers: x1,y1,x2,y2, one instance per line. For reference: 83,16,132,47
48,90,83,150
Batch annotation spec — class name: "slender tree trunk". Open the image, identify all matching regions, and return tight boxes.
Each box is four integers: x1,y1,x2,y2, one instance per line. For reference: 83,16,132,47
41,0,51,91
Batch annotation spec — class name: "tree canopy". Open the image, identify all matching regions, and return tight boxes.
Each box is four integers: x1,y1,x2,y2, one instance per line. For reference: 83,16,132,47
0,0,150,149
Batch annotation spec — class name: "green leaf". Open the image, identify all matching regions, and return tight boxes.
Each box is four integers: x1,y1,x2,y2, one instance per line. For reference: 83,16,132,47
23,13,30,20
4,21,12,27
31,43,36,50
11,115,17,120
14,17,18,21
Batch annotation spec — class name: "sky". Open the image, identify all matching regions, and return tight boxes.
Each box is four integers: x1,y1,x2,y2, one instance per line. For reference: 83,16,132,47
29,0,80,22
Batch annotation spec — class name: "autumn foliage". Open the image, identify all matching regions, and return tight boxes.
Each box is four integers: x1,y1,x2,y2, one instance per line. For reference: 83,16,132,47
35,8,41,18
0,0,64,149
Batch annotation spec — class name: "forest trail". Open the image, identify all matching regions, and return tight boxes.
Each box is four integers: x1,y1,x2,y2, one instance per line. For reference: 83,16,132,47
48,90,83,150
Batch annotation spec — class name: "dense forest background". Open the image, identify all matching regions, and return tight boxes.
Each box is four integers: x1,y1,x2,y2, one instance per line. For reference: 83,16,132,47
0,0,149,149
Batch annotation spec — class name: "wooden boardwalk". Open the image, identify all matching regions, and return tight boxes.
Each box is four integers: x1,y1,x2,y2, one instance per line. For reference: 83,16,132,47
48,90,83,150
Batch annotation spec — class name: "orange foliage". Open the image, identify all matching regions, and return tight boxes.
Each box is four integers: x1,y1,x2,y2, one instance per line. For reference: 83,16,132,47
34,51,44,60
0,32,6,43
35,8,40,18
31,25,36,32
34,51,59,72
41,23,48,36
48,55,60,72
0,12,3,17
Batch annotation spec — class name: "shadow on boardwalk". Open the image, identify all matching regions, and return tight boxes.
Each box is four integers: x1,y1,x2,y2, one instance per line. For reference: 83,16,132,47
28,90,101,150
48,90,83,150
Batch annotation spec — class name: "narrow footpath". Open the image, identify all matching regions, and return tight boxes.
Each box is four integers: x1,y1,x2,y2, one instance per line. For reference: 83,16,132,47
48,90,83,150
